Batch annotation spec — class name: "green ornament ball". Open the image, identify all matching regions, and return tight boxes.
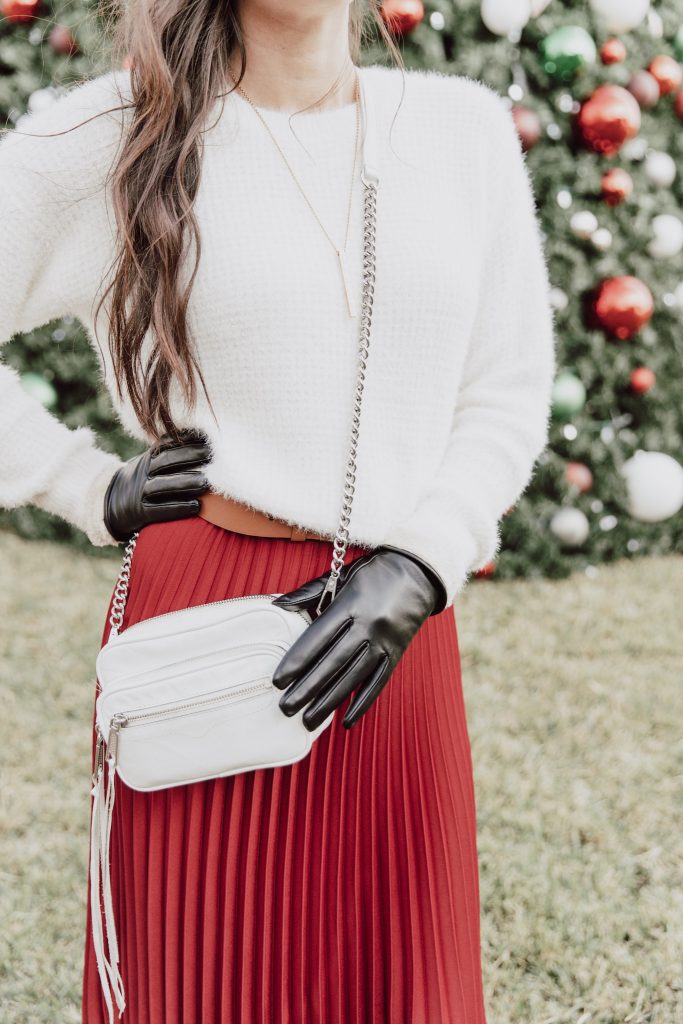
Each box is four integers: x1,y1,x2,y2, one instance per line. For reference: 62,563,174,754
674,25,683,62
20,372,58,409
552,371,586,419
540,26,597,81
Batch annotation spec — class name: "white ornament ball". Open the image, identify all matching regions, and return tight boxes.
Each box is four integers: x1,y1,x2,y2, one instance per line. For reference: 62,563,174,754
550,287,569,311
648,214,683,259
570,211,599,239
621,451,683,522
646,8,663,37
591,227,613,251
481,0,531,36
550,507,591,548
644,150,677,188
621,137,649,162
589,0,650,33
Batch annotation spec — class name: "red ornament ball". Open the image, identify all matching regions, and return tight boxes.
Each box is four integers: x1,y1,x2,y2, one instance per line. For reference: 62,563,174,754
648,54,683,96
600,38,627,65
565,462,593,493
627,70,661,109
576,84,641,156
474,562,496,579
593,276,654,340
675,87,683,121
49,24,78,56
511,105,541,151
380,0,424,34
630,367,656,394
601,167,633,206
1,0,41,21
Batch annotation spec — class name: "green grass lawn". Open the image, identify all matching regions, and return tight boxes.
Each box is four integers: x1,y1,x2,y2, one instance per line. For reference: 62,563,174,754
1,530,681,1023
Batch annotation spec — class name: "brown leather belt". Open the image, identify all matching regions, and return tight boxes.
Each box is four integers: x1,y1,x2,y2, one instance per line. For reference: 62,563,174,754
198,491,329,542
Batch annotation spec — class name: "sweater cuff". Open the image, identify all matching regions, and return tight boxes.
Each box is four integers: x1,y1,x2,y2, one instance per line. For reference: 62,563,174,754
32,429,124,547
380,511,494,611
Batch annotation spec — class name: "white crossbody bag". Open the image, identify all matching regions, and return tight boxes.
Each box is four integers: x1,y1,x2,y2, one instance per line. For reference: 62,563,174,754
89,73,380,1022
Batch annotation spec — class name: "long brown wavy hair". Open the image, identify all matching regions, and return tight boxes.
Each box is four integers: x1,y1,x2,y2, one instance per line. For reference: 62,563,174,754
93,1,403,442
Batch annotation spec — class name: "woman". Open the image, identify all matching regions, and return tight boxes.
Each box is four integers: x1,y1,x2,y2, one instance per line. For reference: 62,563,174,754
0,0,555,1021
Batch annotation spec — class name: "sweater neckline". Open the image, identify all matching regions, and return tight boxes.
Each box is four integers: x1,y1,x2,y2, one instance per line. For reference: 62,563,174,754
226,65,366,121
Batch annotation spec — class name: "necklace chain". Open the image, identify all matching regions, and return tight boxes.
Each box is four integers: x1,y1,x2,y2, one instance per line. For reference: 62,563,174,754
228,68,362,318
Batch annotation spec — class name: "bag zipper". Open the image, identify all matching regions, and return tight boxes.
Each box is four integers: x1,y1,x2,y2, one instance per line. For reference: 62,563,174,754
103,679,273,768
108,592,307,640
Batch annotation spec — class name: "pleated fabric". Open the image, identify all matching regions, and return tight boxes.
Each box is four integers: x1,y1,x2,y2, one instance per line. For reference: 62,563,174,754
82,516,487,1024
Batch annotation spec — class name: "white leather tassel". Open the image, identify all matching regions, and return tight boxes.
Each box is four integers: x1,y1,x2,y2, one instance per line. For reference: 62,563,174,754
89,731,127,1021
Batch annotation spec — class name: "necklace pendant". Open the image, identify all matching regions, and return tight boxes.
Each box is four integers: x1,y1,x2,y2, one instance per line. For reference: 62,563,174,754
337,250,357,319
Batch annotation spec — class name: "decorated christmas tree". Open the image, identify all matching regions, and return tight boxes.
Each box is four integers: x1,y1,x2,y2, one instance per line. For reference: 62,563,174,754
368,0,683,581
1,0,682,576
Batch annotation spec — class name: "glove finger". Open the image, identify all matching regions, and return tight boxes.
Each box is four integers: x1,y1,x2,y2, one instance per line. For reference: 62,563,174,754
272,572,332,611
141,499,201,525
302,643,377,732
272,611,353,695
279,635,371,719
143,470,210,502
149,439,212,476
341,654,392,729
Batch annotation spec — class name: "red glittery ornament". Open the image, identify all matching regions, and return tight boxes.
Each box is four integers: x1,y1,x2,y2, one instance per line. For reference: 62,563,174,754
576,84,641,156
474,562,495,579
593,276,654,340
648,54,683,96
565,462,593,493
630,367,656,394
1,0,41,22
49,24,79,56
380,0,424,34
600,167,633,206
511,105,541,151
600,38,627,65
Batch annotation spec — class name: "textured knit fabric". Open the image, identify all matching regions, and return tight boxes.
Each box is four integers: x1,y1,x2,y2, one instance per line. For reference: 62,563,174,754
0,63,556,606
84,516,487,1023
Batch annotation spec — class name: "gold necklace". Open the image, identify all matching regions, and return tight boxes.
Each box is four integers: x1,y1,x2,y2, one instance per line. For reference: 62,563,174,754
228,69,362,318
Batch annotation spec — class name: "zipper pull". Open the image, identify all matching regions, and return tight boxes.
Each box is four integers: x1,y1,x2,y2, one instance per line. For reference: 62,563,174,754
92,726,105,788
106,713,128,769
315,571,340,617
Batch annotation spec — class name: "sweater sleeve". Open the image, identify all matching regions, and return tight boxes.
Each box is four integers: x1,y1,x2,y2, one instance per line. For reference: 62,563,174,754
0,74,129,546
381,89,556,609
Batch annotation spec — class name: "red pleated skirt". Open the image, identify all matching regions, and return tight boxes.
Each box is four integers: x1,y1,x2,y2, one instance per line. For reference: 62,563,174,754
82,516,487,1024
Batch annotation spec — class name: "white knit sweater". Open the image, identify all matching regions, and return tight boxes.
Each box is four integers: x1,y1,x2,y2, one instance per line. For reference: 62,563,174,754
0,63,555,608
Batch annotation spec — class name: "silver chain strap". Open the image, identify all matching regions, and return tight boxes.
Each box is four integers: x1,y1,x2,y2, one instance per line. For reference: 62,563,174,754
108,530,139,637
107,171,379,635
315,168,379,615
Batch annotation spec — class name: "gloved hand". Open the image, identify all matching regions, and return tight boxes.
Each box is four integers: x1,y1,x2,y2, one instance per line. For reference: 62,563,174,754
103,428,212,542
271,545,448,731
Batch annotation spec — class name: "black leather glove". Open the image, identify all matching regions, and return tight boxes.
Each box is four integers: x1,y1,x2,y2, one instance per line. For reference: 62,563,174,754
271,546,448,731
103,428,212,542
